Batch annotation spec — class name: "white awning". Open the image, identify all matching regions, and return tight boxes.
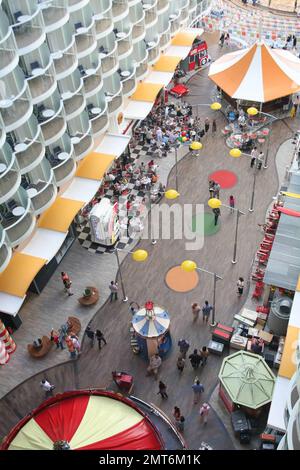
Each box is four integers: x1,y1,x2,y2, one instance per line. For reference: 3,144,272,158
20,229,68,263
0,292,26,316
62,177,100,203
289,290,300,328
164,46,191,58
123,101,154,120
145,71,174,86
267,376,289,432
95,133,130,157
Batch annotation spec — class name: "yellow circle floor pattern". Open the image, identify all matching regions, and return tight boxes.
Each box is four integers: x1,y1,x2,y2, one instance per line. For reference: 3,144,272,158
165,265,199,293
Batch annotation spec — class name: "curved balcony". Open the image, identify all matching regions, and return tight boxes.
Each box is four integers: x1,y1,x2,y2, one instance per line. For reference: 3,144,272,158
28,72,57,105
52,50,78,80
117,37,133,60
68,0,90,12
132,18,145,44
157,0,169,12
0,228,12,273
147,41,160,64
112,0,129,22
128,0,141,5
15,141,45,173
1,195,35,248
13,22,46,56
22,163,57,215
286,401,300,450
135,60,148,80
41,116,67,146
91,110,109,136
0,48,19,79
72,133,93,161
64,93,86,121
0,9,10,41
107,93,123,115
144,4,158,29
95,17,113,39
75,32,97,58
0,155,21,204
179,6,189,25
189,0,198,11
120,69,136,96
53,157,76,187
41,5,69,33
101,48,119,77
159,30,171,50
169,13,181,36
84,71,103,98
0,97,33,133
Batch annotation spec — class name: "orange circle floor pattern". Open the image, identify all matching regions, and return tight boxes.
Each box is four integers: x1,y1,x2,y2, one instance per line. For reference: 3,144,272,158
165,266,199,293
208,170,237,189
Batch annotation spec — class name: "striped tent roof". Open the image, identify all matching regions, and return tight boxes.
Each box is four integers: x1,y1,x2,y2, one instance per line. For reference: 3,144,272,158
208,42,300,103
132,306,170,338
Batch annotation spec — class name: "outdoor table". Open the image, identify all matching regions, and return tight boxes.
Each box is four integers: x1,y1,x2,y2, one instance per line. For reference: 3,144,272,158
121,70,130,78
17,15,31,22
26,187,38,198
91,107,102,115
116,32,126,39
14,143,28,152
42,108,55,118
77,27,88,34
51,51,63,59
99,52,107,59
58,152,69,161
12,206,26,217
147,41,156,48
31,68,44,76
0,99,13,107
0,163,7,173
71,136,80,144
85,68,96,76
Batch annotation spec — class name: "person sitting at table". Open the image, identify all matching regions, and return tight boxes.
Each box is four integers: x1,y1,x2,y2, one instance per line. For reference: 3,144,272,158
33,338,42,349
251,338,264,355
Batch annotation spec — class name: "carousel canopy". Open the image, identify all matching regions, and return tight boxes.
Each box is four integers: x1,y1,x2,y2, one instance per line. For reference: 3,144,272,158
208,42,300,103
219,351,275,409
132,304,170,338
1,391,163,450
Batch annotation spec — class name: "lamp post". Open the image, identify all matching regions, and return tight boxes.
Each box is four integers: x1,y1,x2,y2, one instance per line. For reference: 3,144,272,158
208,198,245,264
147,188,180,245
114,248,148,302
193,101,222,117
189,140,203,157
229,148,258,212
247,106,276,169
181,260,223,327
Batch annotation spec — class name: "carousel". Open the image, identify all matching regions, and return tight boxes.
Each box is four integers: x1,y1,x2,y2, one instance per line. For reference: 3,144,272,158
1,390,168,450
131,301,172,359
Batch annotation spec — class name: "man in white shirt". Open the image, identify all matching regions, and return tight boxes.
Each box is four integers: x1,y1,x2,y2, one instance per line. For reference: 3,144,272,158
40,379,55,398
250,146,258,168
257,151,264,170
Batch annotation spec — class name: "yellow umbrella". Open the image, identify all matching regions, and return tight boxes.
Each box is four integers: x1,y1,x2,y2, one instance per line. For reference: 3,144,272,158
190,141,202,151
210,102,222,111
132,249,148,262
247,107,258,116
208,198,222,209
181,260,197,272
281,191,300,199
229,148,242,158
165,189,180,200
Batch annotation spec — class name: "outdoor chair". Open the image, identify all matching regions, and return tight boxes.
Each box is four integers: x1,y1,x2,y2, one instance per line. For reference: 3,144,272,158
27,336,52,358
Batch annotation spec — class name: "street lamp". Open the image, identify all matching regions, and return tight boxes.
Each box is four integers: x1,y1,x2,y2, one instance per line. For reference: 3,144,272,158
181,260,223,327
208,198,245,264
229,148,258,212
192,101,222,116
114,248,148,302
148,188,180,245
247,106,276,169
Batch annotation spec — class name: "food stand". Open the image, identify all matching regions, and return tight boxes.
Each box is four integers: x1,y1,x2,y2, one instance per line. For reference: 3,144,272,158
131,301,171,360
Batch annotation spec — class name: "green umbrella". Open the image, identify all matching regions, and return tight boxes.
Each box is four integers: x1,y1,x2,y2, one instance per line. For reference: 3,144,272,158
218,351,276,409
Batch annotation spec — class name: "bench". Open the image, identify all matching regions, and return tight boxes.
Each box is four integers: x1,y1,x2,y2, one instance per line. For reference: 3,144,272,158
67,316,81,335
27,336,52,358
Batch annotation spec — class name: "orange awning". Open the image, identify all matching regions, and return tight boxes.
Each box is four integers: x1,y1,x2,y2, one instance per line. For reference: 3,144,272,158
0,253,46,297
38,197,84,232
130,83,163,102
171,30,201,47
76,152,115,180
278,325,299,379
153,56,182,72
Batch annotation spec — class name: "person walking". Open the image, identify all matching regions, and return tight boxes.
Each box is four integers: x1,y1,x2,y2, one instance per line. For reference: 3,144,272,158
175,416,185,433
191,302,201,322
189,349,201,370
40,379,55,398
229,195,235,214
204,118,210,134
147,353,162,380
199,403,211,425
61,271,73,296
200,346,209,366
178,338,190,358
157,381,168,399
177,356,185,372
85,325,95,347
219,32,225,47
192,378,204,404
237,277,245,297
212,119,217,136
95,329,107,350
213,182,220,199
257,151,264,170
250,147,258,168
109,281,118,302
173,406,181,422
209,180,215,199
213,207,220,226
202,301,213,324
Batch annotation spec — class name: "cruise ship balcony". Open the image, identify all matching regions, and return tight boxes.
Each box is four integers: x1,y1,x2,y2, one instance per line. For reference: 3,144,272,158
157,0,169,12
132,19,145,43
41,116,67,146
91,111,109,136
106,93,123,115
95,17,113,38
120,69,136,96
112,0,129,22
72,133,93,161
0,228,12,274
75,32,97,58
13,24,45,56
28,73,57,104
147,41,160,64
169,14,181,36
53,157,76,186
144,3,158,29
0,98,32,133
52,49,78,79
21,164,57,215
41,4,69,32
63,93,86,121
0,48,19,78
135,60,148,80
15,141,44,173
159,30,171,50
101,50,119,76
0,195,35,248
0,158,21,204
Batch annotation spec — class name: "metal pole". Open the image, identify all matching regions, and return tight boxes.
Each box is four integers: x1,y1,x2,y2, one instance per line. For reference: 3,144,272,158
115,249,128,302
210,272,217,327
249,165,257,212
148,189,156,245
263,120,272,169
174,145,178,190
232,209,240,264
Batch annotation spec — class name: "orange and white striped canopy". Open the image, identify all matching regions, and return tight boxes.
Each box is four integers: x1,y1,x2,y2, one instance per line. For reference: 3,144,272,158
209,42,300,103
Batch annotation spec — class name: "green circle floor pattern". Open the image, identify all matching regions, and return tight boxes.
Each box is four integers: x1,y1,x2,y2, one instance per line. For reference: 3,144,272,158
191,212,220,236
